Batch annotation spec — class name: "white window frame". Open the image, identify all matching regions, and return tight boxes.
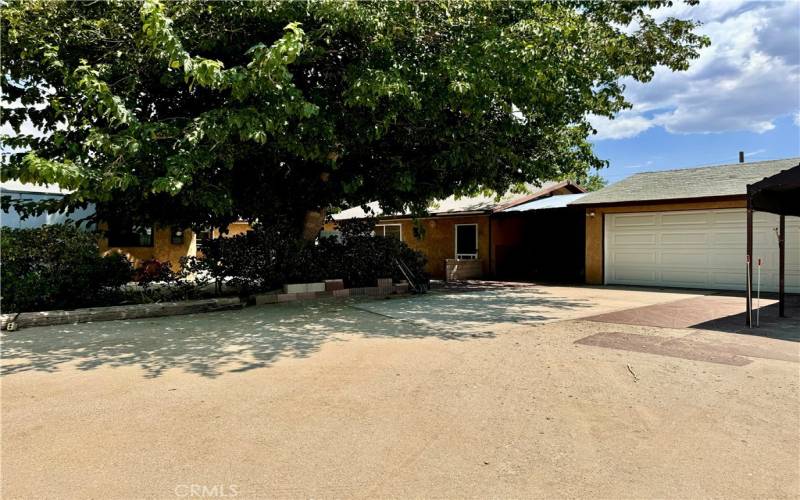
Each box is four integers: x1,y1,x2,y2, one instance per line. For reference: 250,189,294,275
375,223,403,241
454,223,479,259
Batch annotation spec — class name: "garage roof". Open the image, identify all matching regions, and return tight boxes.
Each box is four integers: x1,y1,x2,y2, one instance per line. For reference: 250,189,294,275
572,157,800,206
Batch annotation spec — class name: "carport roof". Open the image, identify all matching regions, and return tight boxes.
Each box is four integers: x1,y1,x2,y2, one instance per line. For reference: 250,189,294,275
748,163,800,217
502,193,586,212
572,157,800,206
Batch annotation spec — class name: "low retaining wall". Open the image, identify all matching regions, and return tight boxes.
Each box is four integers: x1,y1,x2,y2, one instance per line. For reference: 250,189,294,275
1,278,415,331
0,297,243,331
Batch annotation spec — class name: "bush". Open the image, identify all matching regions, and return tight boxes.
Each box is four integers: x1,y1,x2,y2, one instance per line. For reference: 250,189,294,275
1,225,133,313
194,221,303,294
132,259,174,283
317,219,428,287
192,219,427,293
129,258,211,303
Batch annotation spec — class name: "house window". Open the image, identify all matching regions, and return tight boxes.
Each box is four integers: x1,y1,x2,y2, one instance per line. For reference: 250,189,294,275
375,224,402,241
455,224,478,259
107,224,154,247
319,229,343,242
195,227,213,252
171,227,185,245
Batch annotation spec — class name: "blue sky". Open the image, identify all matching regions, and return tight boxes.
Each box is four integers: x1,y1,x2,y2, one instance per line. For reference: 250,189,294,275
589,1,800,184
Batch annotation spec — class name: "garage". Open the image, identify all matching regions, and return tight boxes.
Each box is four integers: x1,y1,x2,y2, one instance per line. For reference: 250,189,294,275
604,208,800,292
574,157,800,292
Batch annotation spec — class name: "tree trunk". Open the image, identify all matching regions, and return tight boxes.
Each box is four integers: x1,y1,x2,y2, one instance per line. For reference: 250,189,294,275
301,209,327,241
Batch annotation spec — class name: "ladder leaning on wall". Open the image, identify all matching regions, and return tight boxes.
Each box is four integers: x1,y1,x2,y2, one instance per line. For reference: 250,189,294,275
394,258,428,294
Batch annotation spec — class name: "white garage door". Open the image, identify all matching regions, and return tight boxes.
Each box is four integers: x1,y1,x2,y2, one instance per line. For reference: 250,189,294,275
605,209,800,292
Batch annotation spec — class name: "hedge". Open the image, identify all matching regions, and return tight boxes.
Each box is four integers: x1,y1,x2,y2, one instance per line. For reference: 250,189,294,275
191,218,427,294
1,225,133,313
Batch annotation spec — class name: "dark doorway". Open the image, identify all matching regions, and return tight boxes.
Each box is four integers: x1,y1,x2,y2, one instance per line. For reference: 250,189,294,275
493,207,585,283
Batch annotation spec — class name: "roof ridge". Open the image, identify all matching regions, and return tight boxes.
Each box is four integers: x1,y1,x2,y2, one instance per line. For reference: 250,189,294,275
628,157,800,177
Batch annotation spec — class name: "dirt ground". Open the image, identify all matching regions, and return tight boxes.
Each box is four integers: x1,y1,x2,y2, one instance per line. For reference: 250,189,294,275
2,285,798,498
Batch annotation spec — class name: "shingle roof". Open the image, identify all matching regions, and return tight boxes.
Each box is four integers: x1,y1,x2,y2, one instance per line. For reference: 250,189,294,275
332,181,581,220
572,158,800,206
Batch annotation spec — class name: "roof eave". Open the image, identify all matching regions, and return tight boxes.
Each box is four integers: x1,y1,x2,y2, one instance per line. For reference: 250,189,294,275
569,194,747,208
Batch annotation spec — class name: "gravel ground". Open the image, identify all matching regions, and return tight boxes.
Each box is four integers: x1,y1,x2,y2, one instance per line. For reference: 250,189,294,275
2,286,798,498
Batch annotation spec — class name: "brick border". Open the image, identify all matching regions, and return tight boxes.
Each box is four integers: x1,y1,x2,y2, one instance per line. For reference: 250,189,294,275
254,278,407,304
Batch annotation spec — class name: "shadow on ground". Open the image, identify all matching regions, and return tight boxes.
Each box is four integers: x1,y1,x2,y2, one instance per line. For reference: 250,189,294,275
1,286,592,379
583,292,800,342
355,286,594,328
691,295,800,342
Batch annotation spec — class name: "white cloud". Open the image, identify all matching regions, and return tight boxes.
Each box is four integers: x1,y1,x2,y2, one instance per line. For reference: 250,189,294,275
794,111,800,126
589,111,654,140
592,1,800,140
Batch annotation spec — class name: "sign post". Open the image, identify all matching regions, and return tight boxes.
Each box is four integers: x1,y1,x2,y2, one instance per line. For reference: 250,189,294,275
746,255,752,328
756,258,762,327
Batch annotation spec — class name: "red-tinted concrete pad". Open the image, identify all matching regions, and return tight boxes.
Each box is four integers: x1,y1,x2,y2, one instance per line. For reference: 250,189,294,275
575,332,753,366
582,295,776,329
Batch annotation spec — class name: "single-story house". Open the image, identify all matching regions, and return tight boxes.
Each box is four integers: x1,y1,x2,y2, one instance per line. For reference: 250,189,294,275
323,181,586,280
571,157,800,293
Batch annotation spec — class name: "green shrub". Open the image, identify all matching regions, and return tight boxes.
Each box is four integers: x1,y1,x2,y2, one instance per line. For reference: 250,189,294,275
193,221,302,294
193,219,427,293
317,219,428,287
1,225,133,313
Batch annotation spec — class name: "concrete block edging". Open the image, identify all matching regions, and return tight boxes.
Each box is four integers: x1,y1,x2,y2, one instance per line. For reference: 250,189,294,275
1,297,244,331
2,278,407,331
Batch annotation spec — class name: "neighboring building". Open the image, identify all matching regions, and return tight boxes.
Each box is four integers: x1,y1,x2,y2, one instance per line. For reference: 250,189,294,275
0,180,94,228
324,181,586,280
572,158,800,293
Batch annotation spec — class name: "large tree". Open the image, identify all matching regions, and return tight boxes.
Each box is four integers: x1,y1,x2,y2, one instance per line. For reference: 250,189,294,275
2,0,707,238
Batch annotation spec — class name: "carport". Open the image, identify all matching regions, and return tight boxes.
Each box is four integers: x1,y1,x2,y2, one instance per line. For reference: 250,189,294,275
746,163,800,325
491,193,586,282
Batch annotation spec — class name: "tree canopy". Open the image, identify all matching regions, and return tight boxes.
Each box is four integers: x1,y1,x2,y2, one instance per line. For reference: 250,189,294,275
1,0,708,236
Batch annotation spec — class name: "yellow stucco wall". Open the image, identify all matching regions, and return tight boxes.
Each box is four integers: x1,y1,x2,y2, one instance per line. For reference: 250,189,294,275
99,225,196,271
214,221,252,238
101,222,252,271
324,215,492,279
583,198,748,285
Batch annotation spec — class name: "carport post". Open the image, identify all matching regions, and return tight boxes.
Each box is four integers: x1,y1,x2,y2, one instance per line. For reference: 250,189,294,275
746,190,753,327
779,215,786,317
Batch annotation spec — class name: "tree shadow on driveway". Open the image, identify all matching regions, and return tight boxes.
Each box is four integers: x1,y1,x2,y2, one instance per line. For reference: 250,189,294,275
1,287,593,379
355,286,595,329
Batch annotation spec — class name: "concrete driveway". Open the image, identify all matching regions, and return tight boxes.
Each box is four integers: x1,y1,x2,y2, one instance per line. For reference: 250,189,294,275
2,284,798,498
